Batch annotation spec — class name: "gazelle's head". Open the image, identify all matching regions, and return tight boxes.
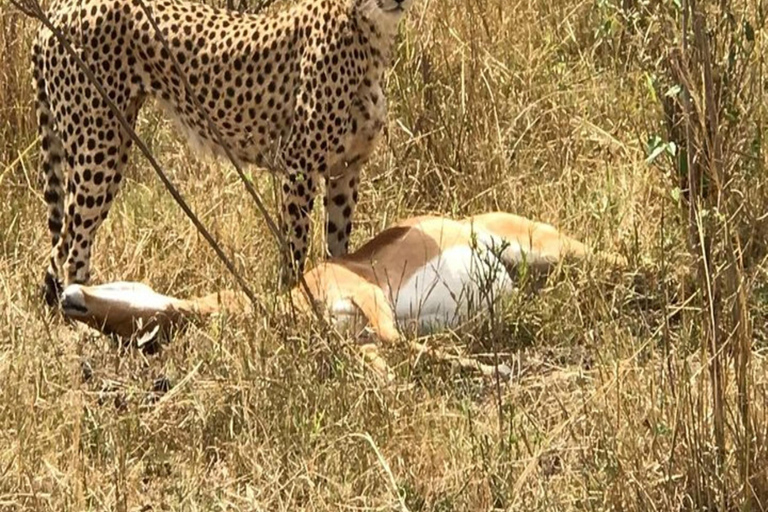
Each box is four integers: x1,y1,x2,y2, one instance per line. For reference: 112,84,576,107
60,282,179,340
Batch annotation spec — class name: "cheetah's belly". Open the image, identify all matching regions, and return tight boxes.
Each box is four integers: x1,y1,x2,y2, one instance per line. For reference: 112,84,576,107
145,61,299,167
128,4,302,167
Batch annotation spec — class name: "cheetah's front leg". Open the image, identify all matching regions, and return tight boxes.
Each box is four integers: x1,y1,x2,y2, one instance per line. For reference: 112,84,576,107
279,168,319,288
324,83,386,257
325,160,363,257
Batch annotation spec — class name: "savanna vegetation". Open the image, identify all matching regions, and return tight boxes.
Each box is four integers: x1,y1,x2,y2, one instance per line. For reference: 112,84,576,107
1,0,767,509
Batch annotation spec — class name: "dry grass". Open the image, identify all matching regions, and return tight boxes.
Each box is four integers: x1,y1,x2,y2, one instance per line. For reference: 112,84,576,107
1,0,768,509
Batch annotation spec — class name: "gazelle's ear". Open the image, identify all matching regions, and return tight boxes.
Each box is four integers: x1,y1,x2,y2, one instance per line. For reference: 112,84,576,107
135,317,162,349
347,285,401,344
345,285,401,381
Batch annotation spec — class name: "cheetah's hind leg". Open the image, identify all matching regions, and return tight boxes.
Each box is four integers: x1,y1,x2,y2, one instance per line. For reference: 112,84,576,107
43,73,142,303
33,42,66,307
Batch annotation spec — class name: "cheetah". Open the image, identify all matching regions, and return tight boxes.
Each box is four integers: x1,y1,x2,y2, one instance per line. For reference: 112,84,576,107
31,0,413,306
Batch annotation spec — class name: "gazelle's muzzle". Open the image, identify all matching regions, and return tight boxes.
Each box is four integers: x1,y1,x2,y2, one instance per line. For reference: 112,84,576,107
60,285,89,316
60,282,181,340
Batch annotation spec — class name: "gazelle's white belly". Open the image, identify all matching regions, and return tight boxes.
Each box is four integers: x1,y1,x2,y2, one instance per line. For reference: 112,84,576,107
392,243,515,333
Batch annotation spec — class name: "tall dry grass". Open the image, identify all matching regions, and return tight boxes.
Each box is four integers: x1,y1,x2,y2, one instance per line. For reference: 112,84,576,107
0,0,767,509
0,4,35,171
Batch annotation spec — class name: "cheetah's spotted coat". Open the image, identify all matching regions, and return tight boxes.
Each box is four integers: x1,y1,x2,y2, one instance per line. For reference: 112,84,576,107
32,0,412,305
